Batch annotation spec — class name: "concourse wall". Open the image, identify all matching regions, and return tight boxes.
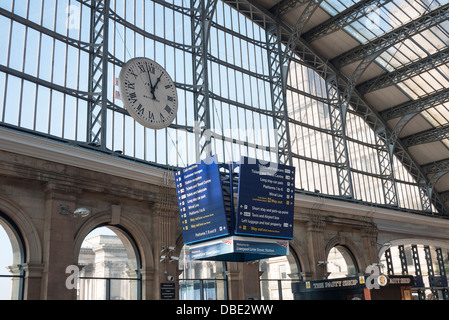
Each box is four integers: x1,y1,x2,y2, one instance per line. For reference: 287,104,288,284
1,127,449,299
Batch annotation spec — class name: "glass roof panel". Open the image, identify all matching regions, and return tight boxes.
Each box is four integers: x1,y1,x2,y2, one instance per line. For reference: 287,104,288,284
336,0,444,45
320,0,359,16
397,79,424,99
395,69,449,98
320,0,449,71
423,103,449,126
439,64,449,78
374,22,449,71
421,111,441,127
442,139,449,149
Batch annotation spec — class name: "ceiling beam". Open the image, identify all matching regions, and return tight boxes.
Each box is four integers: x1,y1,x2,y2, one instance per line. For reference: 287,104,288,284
302,0,393,42
357,47,449,95
269,0,309,17
402,124,449,147
331,3,449,68
380,88,449,121
423,158,449,174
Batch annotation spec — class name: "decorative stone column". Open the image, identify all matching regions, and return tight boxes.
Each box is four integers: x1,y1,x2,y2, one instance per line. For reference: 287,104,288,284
361,224,379,272
306,214,326,280
21,262,45,300
152,172,180,300
226,262,261,300
140,266,156,300
41,182,80,300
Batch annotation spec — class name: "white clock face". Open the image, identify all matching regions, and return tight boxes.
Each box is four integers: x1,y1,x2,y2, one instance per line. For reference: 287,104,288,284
119,57,178,130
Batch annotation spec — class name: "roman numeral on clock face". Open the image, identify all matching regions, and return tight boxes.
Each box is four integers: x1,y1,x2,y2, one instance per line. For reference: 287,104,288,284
165,105,172,114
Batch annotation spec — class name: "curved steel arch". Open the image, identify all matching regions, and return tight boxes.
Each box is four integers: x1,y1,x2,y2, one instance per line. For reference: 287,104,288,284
334,4,449,213
224,0,448,214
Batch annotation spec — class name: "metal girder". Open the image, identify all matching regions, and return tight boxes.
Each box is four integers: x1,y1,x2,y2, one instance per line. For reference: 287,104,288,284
108,8,193,54
0,7,93,53
424,245,435,276
274,0,325,165
191,0,218,161
423,158,449,174
223,0,448,215
87,0,110,148
332,4,449,213
384,248,394,275
435,248,449,299
0,64,95,102
341,87,397,206
398,245,408,275
357,47,449,95
402,124,449,147
269,0,309,17
225,0,335,79
380,88,449,121
266,25,292,165
421,159,449,206
436,248,446,275
336,2,449,107
222,0,277,31
411,244,426,300
303,0,394,42
424,246,437,295
441,191,449,203
375,127,398,206
326,75,354,198
379,90,449,210
284,0,324,59
331,2,449,68
265,0,324,166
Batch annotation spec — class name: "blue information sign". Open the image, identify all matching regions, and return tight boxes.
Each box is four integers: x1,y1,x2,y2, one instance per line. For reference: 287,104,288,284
235,157,295,239
175,156,230,244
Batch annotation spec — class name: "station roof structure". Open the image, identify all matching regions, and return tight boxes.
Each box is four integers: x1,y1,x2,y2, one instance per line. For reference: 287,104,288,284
224,0,449,213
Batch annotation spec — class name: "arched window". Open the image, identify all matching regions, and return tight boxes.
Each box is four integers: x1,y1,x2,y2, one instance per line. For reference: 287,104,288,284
326,246,358,279
0,212,25,300
259,250,301,300
77,225,141,300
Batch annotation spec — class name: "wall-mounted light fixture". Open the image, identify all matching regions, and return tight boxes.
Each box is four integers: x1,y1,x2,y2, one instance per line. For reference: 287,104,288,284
160,246,179,263
59,205,91,218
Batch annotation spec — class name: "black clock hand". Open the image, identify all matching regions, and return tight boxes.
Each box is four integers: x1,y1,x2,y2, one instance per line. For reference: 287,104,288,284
151,72,164,100
147,70,156,100
153,72,163,90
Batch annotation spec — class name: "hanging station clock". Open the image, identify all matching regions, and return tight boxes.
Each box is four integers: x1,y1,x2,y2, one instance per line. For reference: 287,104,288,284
119,57,178,130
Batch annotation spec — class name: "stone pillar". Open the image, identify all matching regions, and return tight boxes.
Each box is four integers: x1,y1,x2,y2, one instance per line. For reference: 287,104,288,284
361,224,379,272
306,214,326,280
140,266,156,300
152,174,180,300
41,182,80,300
6,265,23,300
226,262,261,300
21,262,45,300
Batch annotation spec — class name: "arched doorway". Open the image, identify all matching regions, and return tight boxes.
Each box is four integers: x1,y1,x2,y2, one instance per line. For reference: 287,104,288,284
259,249,302,300
77,225,141,300
0,212,25,300
178,245,228,300
326,245,358,279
